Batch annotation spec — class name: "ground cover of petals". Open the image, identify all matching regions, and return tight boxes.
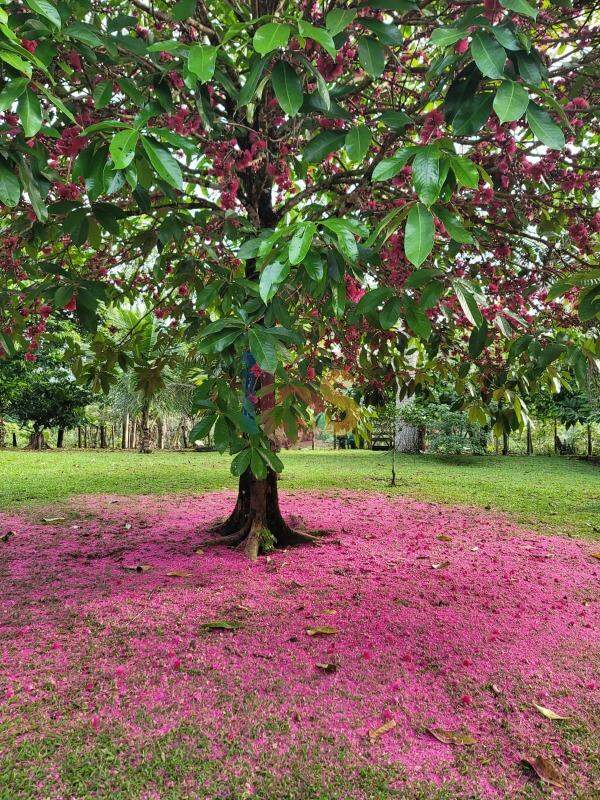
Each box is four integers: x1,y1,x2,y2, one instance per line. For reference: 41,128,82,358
1,491,598,800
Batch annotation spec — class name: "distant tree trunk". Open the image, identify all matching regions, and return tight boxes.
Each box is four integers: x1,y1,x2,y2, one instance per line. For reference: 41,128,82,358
83,425,88,448
12,431,17,447
526,422,533,455
99,425,107,449
395,390,421,453
0,418,5,449
588,424,593,458
554,420,559,454
122,414,128,449
502,431,509,456
27,428,48,450
129,420,137,450
56,428,64,448
139,402,152,453
111,424,115,448
181,419,189,449
77,426,82,448
157,418,166,449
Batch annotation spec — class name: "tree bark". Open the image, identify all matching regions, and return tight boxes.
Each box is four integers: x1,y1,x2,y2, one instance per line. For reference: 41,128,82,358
12,431,17,447
395,391,421,453
56,428,64,448
0,418,5,449
502,431,509,456
139,403,152,453
526,422,533,455
27,429,48,450
209,468,318,560
587,424,593,458
122,414,128,449
99,425,108,449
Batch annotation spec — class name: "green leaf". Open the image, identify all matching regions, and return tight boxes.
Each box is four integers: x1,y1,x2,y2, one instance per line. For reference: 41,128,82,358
379,110,412,130
325,8,356,36
358,36,385,77
345,125,371,163
0,77,28,111
404,203,434,267
303,130,346,162
470,31,506,79
360,18,403,46
92,80,113,109
430,27,468,48
289,222,317,265
404,300,431,339
304,250,324,281
25,0,61,29
453,279,484,326
322,219,360,263
249,328,278,373
412,145,440,206
237,56,267,107
449,155,479,188
379,296,402,329
435,206,473,243
500,0,538,20
0,160,20,207
452,92,494,136
355,286,394,315
213,416,230,453
271,61,303,117
253,22,291,55
468,321,489,357
172,0,196,21
231,448,251,477
259,260,290,304
250,448,268,480
372,147,413,181
492,26,521,51
526,102,565,150
298,20,336,58
188,45,218,82
0,51,32,78
515,51,543,85
17,89,42,138
189,413,216,442
141,137,183,188
493,79,529,122
109,128,138,169
64,22,103,47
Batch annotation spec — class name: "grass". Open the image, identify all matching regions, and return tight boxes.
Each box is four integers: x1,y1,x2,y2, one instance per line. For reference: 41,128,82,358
0,448,598,539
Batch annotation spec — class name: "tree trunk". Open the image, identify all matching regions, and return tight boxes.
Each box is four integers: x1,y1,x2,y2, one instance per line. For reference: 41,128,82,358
27,429,48,450
209,468,317,560
139,404,152,453
526,422,533,455
99,425,107,449
587,424,593,458
56,428,64,448
12,431,17,447
0,418,5,449
122,414,128,449
502,431,509,456
395,391,421,453
77,426,82,448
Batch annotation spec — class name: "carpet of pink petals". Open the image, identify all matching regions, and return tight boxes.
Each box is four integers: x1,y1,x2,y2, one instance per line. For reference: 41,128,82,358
1,491,598,798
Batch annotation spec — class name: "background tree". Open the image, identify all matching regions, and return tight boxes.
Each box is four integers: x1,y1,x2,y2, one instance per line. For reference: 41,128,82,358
0,0,597,555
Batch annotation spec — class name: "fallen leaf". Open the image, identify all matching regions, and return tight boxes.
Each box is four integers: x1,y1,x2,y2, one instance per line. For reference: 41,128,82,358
533,703,568,720
124,523,132,530
427,728,476,746
200,620,242,631
369,719,396,741
194,548,204,555
490,684,502,696
521,756,565,788
315,661,339,673
123,564,152,573
431,561,450,570
323,609,337,615
167,570,192,578
1,530,15,543
437,534,453,542
42,517,65,524
306,626,337,636
590,552,600,560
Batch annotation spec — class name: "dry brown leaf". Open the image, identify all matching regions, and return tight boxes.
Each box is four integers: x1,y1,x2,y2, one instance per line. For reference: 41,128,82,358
522,755,565,788
427,728,476,746
437,534,453,542
369,719,396,741
123,564,152,573
42,517,65,524
315,661,339,673
431,561,450,570
590,552,600,560
533,703,568,720
306,626,337,636
167,570,192,578
194,548,204,555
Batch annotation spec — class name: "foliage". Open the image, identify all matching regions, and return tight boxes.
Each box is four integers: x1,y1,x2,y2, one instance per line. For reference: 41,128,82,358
398,398,489,455
9,370,91,433
0,0,598,477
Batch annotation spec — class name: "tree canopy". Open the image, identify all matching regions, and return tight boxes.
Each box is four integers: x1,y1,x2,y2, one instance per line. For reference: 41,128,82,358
0,0,598,479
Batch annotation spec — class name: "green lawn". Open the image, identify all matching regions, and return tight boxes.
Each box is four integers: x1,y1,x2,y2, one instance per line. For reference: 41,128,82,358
0,448,597,539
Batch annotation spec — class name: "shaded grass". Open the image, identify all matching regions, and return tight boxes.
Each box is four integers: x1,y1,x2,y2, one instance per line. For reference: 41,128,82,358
0,448,598,539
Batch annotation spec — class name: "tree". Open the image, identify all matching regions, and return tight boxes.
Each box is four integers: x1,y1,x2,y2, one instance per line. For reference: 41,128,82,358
0,0,598,555
9,374,91,449
0,357,27,447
